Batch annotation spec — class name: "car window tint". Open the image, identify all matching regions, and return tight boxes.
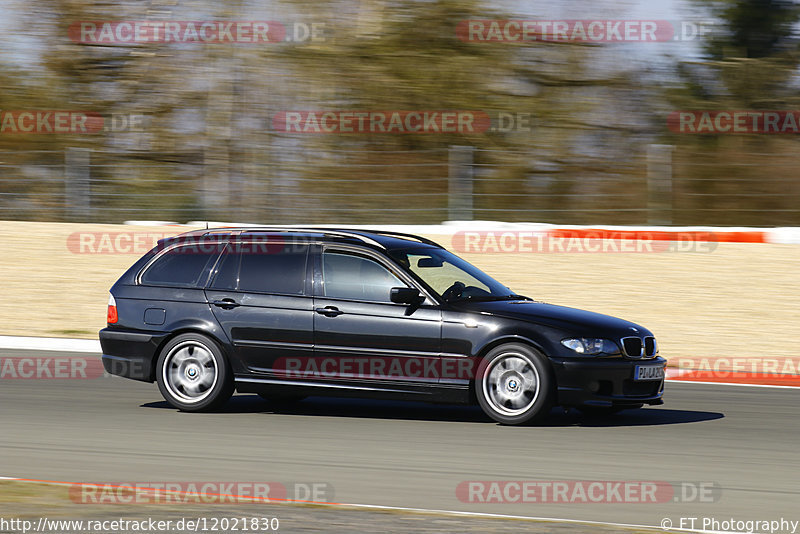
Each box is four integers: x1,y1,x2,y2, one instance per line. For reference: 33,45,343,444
210,246,240,290
323,251,404,302
235,244,308,294
141,246,218,287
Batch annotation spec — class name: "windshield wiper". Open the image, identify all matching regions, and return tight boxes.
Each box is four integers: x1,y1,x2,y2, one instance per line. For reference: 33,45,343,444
458,294,533,302
498,293,533,301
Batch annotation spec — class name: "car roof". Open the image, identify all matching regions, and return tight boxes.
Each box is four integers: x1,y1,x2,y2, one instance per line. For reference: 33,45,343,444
165,227,443,251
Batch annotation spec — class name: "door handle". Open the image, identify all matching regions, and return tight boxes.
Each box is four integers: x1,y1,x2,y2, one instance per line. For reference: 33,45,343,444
315,306,343,317
212,298,240,309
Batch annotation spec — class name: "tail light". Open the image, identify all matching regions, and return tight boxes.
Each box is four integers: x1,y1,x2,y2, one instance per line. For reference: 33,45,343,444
107,294,118,324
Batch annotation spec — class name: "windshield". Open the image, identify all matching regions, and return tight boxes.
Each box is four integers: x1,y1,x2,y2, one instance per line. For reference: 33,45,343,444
389,247,527,302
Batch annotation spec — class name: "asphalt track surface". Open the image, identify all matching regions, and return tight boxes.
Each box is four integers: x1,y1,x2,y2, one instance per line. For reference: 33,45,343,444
1,349,799,532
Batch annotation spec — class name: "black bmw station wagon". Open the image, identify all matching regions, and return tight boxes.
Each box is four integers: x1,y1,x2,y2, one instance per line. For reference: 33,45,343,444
101,227,665,425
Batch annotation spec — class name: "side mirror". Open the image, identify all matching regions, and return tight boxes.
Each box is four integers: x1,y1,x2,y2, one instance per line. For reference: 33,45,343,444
390,287,423,305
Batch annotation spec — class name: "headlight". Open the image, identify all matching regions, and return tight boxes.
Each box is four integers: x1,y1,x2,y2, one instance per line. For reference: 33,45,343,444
561,338,619,356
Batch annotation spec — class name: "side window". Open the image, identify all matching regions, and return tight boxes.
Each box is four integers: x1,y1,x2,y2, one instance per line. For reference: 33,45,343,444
210,246,240,290
323,251,404,302
215,243,308,295
140,246,219,287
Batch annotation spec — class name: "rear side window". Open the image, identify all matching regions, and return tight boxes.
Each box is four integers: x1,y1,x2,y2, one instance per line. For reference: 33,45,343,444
211,247,239,290
212,243,309,295
140,245,220,287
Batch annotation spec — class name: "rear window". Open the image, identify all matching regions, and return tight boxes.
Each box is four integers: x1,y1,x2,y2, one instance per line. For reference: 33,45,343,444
212,243,309,295
140,245,220,288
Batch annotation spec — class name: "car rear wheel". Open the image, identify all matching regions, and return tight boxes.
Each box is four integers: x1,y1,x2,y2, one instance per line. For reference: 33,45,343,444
156,333,233,412
475,343,553,425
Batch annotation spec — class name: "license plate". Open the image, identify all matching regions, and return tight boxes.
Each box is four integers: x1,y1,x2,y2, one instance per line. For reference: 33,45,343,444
634,365,665,381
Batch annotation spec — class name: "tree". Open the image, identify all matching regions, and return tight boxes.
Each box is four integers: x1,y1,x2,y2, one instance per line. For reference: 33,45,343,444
663,0,800,225
271,0,649,223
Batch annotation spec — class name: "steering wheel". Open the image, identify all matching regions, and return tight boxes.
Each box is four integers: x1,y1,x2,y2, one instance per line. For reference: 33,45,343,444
441,281,466,302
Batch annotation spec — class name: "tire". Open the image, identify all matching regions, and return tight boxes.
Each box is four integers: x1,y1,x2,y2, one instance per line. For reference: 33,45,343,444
475,343,554,425
156,333,234,412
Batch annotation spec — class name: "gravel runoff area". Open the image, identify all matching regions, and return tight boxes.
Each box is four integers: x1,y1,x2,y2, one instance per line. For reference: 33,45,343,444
0,481,664,534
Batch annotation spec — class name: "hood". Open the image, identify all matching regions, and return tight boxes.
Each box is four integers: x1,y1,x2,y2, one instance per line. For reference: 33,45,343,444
453,299,652,338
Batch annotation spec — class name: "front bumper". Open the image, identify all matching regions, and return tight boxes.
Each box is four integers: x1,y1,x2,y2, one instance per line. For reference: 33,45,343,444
550,356,666,408
99,328,167,382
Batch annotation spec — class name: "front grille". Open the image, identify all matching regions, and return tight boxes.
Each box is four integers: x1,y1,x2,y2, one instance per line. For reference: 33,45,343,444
621,337,643,358
644,336,657,357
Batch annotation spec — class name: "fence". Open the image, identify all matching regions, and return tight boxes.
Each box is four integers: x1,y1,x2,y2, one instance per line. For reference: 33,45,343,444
1,146,799,226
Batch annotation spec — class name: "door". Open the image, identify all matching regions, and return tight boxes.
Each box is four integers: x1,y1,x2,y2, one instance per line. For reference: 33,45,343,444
309,246,442,386
205,241,314,375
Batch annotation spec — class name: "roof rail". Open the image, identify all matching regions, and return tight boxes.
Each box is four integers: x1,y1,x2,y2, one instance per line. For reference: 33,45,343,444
174,226,441,249
188,227,386,249
344,229,443,248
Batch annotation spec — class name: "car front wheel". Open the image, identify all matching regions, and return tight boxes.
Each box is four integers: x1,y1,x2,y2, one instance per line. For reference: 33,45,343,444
475,343,554,425
156,333,234,412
